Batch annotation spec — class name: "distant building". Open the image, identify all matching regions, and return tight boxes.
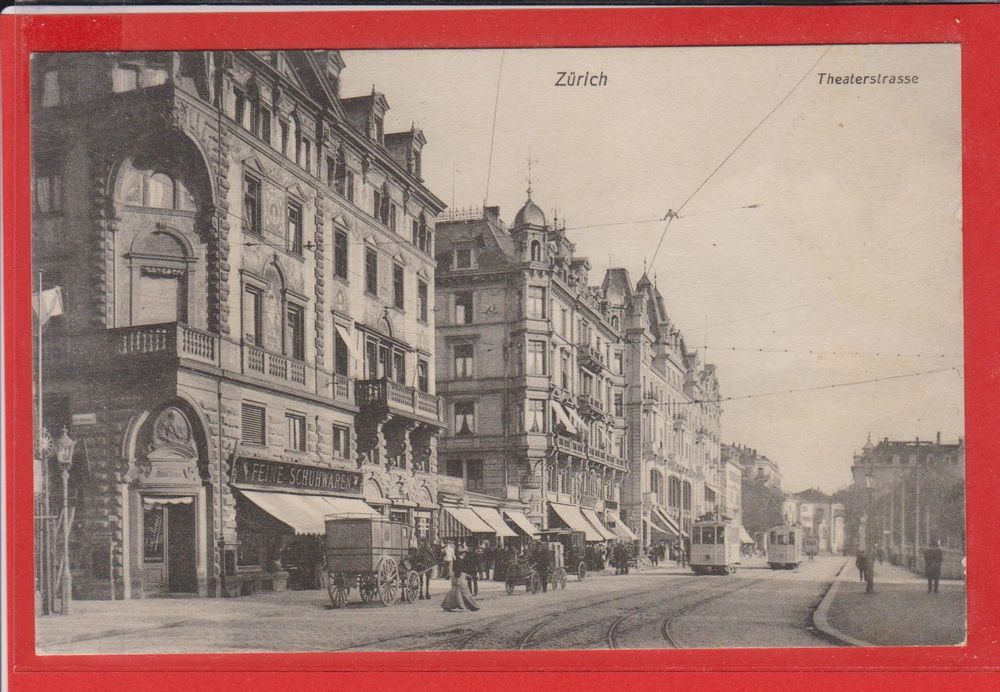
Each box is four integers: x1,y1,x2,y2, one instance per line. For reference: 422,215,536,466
783,489,845,554
719,457,743,525
724,443,783,490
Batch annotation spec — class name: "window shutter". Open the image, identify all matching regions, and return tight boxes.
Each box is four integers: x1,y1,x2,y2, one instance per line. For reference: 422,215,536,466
241,403,266,445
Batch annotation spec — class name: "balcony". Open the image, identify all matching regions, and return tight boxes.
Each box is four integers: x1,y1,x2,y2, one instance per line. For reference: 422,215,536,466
551,434,627,473
356,377,444,426
111,322,220,367
243,344,307,387
673,411,688,432
578,344,606,373
577,394,609,421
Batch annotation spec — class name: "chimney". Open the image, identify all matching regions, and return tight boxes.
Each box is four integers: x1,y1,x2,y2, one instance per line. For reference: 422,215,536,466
936,431,941,445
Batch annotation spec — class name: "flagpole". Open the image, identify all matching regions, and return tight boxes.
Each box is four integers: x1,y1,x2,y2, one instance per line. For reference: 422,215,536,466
37,269,53,615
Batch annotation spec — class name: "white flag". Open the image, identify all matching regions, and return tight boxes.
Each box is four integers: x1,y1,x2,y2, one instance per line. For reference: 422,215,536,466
32,286,64,325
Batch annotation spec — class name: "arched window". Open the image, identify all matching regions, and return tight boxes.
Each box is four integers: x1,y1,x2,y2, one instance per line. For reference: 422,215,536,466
118,160,196,212
333,147,347,196
530,239,542,262
147,173,174,209
682,481,692,511
610,315,620,329
247,82,263,137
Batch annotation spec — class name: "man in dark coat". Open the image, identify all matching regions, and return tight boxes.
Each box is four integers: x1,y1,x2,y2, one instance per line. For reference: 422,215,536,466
923,540,944,594
533,543,552,593
464,545,482,595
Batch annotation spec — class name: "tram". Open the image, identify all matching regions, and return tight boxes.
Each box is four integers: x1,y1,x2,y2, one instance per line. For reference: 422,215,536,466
766,525,802,569
689,517,741,575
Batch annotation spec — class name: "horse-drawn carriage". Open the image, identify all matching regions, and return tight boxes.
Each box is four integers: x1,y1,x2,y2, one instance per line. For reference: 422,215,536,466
504,554,541,595
540,529,591,581
323,514,434,607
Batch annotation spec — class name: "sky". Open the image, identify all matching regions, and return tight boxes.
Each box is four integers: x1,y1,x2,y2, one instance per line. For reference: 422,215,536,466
341,44,964,494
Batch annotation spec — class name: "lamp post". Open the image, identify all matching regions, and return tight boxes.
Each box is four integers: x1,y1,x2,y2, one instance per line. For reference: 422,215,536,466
864,469,876,554
55,427,76,615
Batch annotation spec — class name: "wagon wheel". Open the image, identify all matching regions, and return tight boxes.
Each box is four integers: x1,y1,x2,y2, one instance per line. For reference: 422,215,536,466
577,561,587,582
401,570,421,604
359,576,377,603
376,556,399,606
327,571,350,609
555,567,567,591
528,571,541,595
505,579,515,595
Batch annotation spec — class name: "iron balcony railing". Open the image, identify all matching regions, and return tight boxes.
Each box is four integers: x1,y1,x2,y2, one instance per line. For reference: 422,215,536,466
355,377,443,424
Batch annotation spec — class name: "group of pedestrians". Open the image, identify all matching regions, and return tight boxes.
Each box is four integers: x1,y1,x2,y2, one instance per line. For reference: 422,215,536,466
853,539,946,595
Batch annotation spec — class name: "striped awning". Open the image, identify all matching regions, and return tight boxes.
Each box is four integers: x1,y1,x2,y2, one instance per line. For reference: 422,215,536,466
472,507,518,538
564,405,588,433
739,526,754,544
441,506,495,538
650,506,682,539
607,510,638,541
550,502,603,542
581,507,617,541
503,510,540,538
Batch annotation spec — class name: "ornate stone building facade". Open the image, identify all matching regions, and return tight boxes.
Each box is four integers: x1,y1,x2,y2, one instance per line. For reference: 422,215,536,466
32,50,445,598
434,196,629,538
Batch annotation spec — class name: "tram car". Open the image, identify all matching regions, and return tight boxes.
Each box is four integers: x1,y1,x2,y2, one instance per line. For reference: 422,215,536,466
766,525,802,569
690,518,741,575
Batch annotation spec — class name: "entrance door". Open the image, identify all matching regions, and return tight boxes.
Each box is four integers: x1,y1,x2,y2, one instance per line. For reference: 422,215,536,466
141,498,198,596
167,501,197,593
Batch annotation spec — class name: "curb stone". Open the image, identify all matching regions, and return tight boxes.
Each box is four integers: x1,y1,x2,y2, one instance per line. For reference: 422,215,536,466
811,557,873,647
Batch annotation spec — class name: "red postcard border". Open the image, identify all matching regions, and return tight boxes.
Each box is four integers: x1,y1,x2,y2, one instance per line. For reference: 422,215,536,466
4,6,999,690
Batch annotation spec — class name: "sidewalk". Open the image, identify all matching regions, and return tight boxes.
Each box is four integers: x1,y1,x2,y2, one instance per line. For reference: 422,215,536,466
814,557,966,646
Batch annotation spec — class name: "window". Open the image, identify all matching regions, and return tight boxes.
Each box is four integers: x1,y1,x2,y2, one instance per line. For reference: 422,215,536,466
42,70,60,107
243,285,262,346
34,172,63,214
417,280,428,322
454,344,473,379
260,109,271,144
527,286,546,319
417,359,429,393
388,202,398,232
454,402,475,436
455,248,472,269
613,352,623,375
244,174,262,235
614,392,624,417
454,291,473,324
526,399,546,433
234,88,246,125
334,327,349,376
374,114,384,143
392,264,405,310
112,65,139,92
279,120,290,157
334,229,348,280
412,219,420,246
332,425,350,459
392,351,406,384
241,403,266,445
530,239,542,262
302,138,312,173
287,201,303,256
365,249,378,295
527,340,547,375
466,461,484,492
248,86,262,136
446,459,463,478
561,351,571,390
345,170,355,202
286,303,305,360
286,413,306,452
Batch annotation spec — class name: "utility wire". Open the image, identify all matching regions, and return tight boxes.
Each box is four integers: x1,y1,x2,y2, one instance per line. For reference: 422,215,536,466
647,45,832,268
483,50,505,205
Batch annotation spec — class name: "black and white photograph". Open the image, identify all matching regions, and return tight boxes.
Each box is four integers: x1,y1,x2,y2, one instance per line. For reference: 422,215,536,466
30,44,964,654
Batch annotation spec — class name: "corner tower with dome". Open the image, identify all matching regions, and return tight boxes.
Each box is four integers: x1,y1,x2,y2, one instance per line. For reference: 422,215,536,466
433,190,631,539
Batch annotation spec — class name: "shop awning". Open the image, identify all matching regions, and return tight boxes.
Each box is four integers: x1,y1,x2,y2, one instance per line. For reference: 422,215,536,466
607,510,638,541
324,496,381,518
142,496,193,507
549,400,577,434
472,507,518,538
239,490,334,535
550,502,603,542
503,510,540,538
650,506,683,539
581,507,618,541
739,526,754,544
441,506,495,538
564,405,588,433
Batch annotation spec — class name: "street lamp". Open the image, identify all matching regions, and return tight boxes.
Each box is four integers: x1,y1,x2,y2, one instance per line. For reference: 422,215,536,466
55,427,75,615
864,469,876,554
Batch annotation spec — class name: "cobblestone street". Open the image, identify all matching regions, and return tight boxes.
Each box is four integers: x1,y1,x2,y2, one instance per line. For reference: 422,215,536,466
37,557,860,654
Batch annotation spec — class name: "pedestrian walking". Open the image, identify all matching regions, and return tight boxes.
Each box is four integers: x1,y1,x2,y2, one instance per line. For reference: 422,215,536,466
441,563,480,612
442,541,455,580
875,544,885,565
923,540,944,594
864,553,876,593
855,551,866,582
465,545,481,595
533,543,552,593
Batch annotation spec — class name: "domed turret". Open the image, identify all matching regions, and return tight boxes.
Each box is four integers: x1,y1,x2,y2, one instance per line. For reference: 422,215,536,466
514,197,546,228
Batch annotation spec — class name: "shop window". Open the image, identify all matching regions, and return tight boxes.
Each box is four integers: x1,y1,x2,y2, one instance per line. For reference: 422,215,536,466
454,344,473,379
415,515,430,539
241,403,266,445
365,248,378,295
417,359,429,393
243,174,262,235
389,509,408,524
454,402,475,436
334,229,349,280
332,425,350,460
417,280,428,322
393,264,405,309
286,413,306,452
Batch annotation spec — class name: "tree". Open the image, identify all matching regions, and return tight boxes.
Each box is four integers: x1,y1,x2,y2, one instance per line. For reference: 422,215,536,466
740,478,786,538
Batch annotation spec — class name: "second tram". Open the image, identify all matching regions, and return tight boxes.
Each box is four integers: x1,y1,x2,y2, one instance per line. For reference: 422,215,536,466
766,525,802,569
690,518,741,575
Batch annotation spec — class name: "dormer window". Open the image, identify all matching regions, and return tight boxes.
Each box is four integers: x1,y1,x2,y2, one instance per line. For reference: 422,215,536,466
413,149,422,178
454,247,473,270
374,115,384,143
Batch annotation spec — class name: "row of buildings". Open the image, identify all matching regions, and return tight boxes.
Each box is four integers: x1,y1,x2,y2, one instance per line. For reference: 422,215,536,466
32,49,728,600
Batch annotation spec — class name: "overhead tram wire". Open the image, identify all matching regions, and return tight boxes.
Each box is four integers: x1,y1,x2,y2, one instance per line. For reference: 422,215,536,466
483,50,506,206
646,45,832,269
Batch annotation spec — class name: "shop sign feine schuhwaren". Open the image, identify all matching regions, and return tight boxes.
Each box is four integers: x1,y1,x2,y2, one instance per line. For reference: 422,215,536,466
231,457,363,496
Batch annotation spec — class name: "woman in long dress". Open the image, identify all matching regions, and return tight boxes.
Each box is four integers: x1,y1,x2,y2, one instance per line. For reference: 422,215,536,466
441,555,480,612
